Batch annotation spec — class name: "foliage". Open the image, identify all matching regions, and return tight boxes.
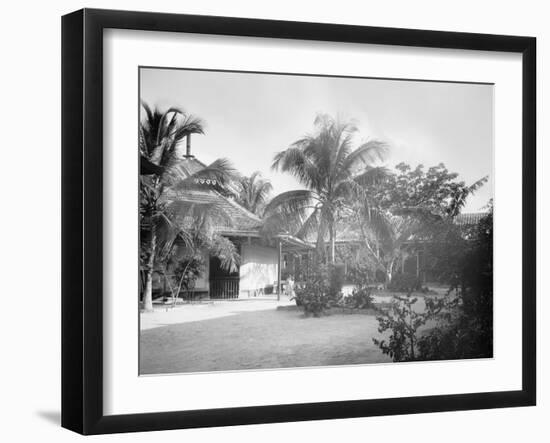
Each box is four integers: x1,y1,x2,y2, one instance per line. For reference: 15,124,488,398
165,255,206,304
173,256,205,290
417,209,493,360
374,163,487,217
341,252,376,284
329,264,346,298
343,285,375,309
421,222,468,284
373,294,454,361
233,171,273,216
386,272,422,293
264,114,388,263
139,102,238,311
339,260,376,309
293,264,343,317
373,209,493,362
349,162,487,285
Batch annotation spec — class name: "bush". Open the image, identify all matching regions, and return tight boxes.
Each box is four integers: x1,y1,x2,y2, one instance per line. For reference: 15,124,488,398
417,211,493,360
387,272,422,293
329,264,345,295
373,294,453,361
293,264,343,317
347,262,374,286
343,285,375,309
374,210,494,362
171,256,205,297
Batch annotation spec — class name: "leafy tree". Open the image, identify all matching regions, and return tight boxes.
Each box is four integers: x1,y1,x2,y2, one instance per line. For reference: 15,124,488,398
265,114,387,263
153,229,240,306
350,162,487,284
139,102,238,311
234,171,273,216
373,208,493,362
417,208,493,360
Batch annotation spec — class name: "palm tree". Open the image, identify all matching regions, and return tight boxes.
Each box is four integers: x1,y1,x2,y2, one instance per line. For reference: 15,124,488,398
139,102,237,311
235,171,273,216
265,114,388,263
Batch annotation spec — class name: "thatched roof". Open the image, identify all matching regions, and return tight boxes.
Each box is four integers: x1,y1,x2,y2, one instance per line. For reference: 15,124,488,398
165,157,262,236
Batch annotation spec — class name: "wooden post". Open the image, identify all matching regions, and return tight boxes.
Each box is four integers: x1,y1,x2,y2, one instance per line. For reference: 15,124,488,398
277,239,282,301
416,251,420,278
423,243,427,283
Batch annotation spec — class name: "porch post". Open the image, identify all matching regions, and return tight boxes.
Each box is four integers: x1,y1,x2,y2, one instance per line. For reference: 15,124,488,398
277,239,282,301
423,243,427,283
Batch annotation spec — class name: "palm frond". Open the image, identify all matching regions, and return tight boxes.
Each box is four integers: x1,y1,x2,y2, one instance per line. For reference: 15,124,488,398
271,147,321,190
209,235,240,273
140,102,206,176
171,114,205,142
262,190,316,237
263,189,316,217
448,175,488,217
342,140,389,173
296,208,321,239
237,171,273,215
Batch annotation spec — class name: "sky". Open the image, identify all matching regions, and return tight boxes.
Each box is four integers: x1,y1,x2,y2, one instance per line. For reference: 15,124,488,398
140,67,494,213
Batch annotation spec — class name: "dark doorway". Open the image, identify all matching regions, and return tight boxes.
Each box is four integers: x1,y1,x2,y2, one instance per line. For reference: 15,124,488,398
209,256,240,299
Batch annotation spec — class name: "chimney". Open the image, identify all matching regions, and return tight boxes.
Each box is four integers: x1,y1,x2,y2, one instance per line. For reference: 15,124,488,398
185,134,193,157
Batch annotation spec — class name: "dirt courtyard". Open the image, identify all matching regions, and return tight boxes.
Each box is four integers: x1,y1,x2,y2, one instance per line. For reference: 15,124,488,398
139,300,391,374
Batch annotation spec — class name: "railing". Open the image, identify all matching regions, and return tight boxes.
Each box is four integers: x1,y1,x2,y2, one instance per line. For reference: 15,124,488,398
209,277,240,299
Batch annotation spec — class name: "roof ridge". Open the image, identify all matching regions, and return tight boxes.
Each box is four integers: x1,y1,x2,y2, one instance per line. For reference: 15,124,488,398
189,157,208,168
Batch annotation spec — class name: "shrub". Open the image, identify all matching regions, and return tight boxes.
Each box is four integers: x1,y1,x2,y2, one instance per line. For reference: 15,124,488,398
171,256,205,298
374,210,494,362
343,285,375,309
293,264,343,317
329,264,345,296
417,212,493,360
347,262,374,286
387,272,422,293
373,293,453,361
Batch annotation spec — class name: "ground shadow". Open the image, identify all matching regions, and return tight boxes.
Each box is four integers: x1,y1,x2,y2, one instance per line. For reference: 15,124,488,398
36,410,60,426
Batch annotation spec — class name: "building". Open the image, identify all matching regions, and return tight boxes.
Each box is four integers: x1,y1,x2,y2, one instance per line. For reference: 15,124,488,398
146,149,311,301
280,212,489,285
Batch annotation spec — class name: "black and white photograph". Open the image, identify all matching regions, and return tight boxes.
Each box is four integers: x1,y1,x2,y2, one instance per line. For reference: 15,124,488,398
138,67,494,375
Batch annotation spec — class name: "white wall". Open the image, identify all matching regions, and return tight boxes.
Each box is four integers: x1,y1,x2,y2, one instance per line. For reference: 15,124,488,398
0,1,547,442
239,244,278,295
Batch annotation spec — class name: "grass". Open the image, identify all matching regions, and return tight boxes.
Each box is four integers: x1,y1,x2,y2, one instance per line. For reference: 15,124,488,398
139,304,391,374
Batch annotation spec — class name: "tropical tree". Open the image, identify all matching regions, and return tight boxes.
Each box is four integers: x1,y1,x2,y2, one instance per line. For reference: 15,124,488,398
152,224,239,307
264,114,388,263
139,102,238,311
351,162,487,285
374,207,494,362
234,171,273,216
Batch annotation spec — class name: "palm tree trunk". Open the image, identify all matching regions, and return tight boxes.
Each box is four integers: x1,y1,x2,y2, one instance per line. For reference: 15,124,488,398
385,258,395,287
143,226,156,312
386,269,392,286
329,225,336,264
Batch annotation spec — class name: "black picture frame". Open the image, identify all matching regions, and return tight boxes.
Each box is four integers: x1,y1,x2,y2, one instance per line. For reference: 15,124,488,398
61,8,536,435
